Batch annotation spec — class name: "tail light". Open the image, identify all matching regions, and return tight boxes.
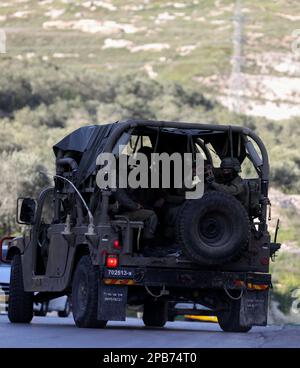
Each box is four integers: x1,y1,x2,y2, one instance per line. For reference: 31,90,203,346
113,240,121,249
234,280,245,288
106,255,119,268
260,257,269,266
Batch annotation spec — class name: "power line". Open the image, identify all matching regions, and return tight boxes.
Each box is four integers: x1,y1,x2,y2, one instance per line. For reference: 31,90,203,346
229,0,245,114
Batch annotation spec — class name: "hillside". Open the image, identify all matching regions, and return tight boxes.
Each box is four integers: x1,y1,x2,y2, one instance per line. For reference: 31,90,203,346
1,0,300,119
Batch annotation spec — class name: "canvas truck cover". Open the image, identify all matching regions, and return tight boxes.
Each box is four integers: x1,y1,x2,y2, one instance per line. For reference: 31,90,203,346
53,122,248,186
53,123,118,185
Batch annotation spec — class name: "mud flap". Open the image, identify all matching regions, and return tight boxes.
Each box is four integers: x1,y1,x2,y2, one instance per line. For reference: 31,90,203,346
98,284,128,321
240,290,269,327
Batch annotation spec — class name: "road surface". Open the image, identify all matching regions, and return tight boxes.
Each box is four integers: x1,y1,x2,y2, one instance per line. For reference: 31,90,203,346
0,315,299,348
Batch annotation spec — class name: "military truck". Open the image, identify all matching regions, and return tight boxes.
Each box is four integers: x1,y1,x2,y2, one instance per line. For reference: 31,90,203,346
5,120,280,332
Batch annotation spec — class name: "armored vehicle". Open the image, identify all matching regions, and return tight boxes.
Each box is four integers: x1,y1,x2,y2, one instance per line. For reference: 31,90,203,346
4,120,280,332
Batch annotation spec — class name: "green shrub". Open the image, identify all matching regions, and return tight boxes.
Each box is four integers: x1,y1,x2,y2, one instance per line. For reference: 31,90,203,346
0,60,299,234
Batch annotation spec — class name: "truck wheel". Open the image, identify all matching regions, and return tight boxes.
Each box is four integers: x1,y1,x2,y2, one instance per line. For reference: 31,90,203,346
8,254,33,324
72,255,107,328
218,298,252,333
58,299,71,318
176,191,250,265
143,300,168,327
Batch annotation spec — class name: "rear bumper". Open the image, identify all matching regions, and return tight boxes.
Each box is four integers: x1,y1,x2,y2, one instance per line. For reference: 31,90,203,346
99,267,271,326
101,266,272,290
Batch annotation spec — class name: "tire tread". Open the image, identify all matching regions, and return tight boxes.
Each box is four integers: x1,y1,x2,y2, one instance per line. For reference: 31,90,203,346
8,254,33,324
72,255,107,328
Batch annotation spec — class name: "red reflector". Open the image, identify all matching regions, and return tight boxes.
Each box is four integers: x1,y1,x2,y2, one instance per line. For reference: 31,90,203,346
247,283,269,291
234,280,245,287
113,240,121,249
260,257,269,266
106,255,119,268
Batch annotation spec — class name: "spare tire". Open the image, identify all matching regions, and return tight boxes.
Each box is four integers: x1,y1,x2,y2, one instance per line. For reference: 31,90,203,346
176,191,250,265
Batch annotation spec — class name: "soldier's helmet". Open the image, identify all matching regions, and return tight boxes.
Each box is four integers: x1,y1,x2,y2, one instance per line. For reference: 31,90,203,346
220,157,241,173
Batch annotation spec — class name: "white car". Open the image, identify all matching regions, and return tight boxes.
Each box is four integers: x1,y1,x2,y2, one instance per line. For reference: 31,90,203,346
0,237,71,318
0,262,10,314
34,296,71,318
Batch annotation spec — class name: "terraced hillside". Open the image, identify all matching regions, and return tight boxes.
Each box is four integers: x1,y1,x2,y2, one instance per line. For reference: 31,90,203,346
1,0,300,119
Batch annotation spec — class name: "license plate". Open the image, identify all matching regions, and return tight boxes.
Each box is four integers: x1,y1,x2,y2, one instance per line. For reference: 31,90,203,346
104,268,135,279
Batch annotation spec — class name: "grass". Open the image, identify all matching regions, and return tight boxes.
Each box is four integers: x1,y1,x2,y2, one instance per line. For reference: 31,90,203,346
1,0,298,86
271,252,300,314
0,0,242,83
269,207,300,315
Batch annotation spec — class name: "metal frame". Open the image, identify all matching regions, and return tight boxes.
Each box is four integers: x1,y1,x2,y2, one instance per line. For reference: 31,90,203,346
104,120,270,180
102,120,270,231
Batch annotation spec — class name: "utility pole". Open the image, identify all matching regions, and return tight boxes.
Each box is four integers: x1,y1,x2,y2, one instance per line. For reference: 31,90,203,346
230,0,245,114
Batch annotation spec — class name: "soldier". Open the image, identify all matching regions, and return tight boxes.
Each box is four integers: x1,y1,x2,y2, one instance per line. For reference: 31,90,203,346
115,187,158,242
114,150,159,254
132,145,167,211
206,157,246,204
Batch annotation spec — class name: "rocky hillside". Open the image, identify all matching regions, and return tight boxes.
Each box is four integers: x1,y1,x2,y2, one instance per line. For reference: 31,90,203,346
1,0,300,120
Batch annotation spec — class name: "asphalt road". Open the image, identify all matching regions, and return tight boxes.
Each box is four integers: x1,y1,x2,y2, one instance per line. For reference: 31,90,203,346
0,315,299,348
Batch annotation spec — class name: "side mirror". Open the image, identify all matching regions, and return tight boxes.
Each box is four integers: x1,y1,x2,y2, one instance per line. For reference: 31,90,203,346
0,237,13,263
17,197,37,225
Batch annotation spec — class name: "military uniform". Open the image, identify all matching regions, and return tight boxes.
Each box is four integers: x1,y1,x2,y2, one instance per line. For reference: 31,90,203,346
208,157,247,205
211,175,244,196
115,188,158,240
